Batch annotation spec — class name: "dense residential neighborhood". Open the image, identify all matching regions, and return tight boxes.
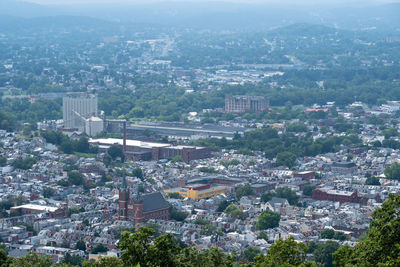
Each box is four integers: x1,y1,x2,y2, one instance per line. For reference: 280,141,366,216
0,98,399,264
0,0,399,265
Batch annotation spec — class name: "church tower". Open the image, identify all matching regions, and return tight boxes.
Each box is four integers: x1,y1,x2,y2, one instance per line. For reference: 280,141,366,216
132,184,144,223
118,176,129,220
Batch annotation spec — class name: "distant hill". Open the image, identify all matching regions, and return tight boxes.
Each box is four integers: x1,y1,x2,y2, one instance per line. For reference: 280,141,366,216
0,15,117,33
0,0,399,32
267,23,342,37
0,0,59,18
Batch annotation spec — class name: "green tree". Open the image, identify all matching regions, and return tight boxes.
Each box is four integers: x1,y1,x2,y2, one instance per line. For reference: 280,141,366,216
107,145,124,162
333,194,400,266
320,229,335,239
10,252,53,267
91,243,108,254
365,176,381,186
60,140,74,154
286,122,308,133
138,184,145,193
76,137,90,153
103,154,112,167
254,236,311,266
176,247,234,267
258,231,268,241
235,184,254,200
276,186,299,205
261,192,275,203
333,232,347,241
200,224,219,236
313,241,339,267
120,227,180,267
83,219,90,227
0,157,7,167
256,210,281,230
302,185,316,196
61,253,83,266
169,206,188,222
384,162,400,180
132,168,143,180
276,151,297,168
0,111,16,131
42,187,55,198
198,167,218,173
75,240,86,252
12,157,37,170
168,192,183,199
382,128,398,139
242,246,261,262
171,155,183,163
224,204,246,220
22,125,31,136
82,257,124,267
0,249,9,267
67,171,85,186
217,200,230,212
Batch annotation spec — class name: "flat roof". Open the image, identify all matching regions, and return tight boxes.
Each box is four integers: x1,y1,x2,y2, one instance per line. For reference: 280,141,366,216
12,204,59,212
129,122,250,136
197,185,227,192
165,188,187,193
89,138,170,148
327,190,355,196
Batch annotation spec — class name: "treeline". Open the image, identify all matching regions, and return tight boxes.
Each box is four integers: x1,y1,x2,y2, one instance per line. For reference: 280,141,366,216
41,131,97,155
194,127,362,166
2,65,399,128
0,111,16,132
0,194,398,266
97,66,399,122
98,87,223,122
0,97,62,130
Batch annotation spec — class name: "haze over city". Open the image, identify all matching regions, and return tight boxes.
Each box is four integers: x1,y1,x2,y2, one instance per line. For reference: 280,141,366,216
0,0,399,266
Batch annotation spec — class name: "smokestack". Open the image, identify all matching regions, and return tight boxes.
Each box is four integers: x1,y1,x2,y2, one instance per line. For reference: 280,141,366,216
123,120,127,152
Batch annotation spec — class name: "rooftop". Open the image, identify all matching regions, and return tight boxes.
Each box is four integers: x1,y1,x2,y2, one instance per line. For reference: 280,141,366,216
11,204,59,212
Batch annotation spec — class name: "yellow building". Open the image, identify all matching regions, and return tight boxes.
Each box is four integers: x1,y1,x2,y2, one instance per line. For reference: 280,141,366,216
164,185,230,199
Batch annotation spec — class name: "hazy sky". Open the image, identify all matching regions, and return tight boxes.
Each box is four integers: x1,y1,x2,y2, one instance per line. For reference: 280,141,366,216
24,0,400,5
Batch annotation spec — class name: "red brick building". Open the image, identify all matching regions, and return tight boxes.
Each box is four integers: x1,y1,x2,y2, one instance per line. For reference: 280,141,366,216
89,138,211,163
118,178,170,223
312,188,358,203
295,171,316,181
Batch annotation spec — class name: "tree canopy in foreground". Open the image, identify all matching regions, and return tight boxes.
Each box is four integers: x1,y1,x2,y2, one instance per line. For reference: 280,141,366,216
0,194,399,266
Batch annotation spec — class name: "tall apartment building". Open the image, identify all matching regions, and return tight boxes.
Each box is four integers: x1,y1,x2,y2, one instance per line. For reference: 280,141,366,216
225,95,269,113
62,94,99,132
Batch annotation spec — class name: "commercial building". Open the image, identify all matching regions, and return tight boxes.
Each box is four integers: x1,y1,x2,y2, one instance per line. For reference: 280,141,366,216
312,187,381,205
89,138,211,163
250,183,276,195
164,184,230,199
225,95,269,113
85,116,104,137
330,162,358,176
10,204,68,218
105,120,250,140
164,176,236,199
312,188,358,203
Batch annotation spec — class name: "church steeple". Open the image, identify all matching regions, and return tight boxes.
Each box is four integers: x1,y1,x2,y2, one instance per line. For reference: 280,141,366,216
118,176,129,220
135,183,142,201
122,175,127,189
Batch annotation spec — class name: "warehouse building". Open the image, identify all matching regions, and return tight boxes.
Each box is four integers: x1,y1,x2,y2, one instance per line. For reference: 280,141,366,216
89,138,211,163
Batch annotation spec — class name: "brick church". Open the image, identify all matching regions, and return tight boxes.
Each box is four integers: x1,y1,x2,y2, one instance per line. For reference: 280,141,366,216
118,177,170,223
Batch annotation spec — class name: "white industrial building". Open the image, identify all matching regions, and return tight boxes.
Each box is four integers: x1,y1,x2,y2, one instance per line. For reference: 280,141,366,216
62,94,103,136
